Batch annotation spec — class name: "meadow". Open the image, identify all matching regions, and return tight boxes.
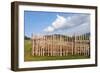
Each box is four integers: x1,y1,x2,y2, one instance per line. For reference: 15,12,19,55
24,40,89,61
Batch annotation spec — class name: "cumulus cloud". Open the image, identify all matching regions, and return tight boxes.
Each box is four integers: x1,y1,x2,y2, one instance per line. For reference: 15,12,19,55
43,14,66,32
43,26,54,32
43,14,90,35
52,15,66,29
65,22,90,36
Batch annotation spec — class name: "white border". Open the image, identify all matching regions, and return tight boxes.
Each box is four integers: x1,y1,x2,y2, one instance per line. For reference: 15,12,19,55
18,5,96,68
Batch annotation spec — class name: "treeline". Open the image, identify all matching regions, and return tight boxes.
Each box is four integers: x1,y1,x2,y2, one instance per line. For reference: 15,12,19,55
24,35,30,40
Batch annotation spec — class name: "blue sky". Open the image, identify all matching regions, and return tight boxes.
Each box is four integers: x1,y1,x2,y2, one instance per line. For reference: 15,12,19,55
24,11,90,37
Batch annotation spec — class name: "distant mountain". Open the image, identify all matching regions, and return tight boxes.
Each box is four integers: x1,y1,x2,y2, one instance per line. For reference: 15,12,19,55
86,33,90,36
80,33,90,37
44,33,90,37
24,36,30,40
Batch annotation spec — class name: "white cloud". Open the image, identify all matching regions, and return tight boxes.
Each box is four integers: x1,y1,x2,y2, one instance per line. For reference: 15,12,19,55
52,14,66,29
65,22,90,36
43,14,90,35
43,14,66,32
43,26,54,32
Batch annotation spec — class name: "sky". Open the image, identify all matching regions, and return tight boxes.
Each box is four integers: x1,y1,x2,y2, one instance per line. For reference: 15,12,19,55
24,11,90,37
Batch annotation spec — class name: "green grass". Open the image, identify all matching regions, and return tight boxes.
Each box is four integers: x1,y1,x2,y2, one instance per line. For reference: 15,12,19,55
24,40,90,61
24,55,89,61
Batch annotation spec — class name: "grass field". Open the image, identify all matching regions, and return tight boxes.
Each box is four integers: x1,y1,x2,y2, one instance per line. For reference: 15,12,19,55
24,40,90,61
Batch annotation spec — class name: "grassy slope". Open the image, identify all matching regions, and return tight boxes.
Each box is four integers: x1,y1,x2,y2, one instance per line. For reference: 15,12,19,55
24,40,89,61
